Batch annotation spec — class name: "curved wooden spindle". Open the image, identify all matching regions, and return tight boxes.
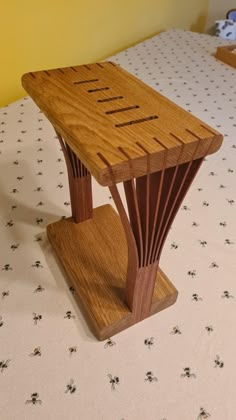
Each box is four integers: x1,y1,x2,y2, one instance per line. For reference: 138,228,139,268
56,131,93,223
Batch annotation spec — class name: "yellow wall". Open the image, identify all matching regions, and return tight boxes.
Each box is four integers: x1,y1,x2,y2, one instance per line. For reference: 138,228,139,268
1,0,209,107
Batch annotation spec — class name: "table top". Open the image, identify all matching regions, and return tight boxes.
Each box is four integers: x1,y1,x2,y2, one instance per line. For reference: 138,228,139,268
22,62,223,186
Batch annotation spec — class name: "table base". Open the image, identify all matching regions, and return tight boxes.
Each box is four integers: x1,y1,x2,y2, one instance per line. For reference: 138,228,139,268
47,204,178,340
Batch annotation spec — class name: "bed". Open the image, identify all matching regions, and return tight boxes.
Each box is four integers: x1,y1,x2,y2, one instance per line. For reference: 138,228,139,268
0,29,235,419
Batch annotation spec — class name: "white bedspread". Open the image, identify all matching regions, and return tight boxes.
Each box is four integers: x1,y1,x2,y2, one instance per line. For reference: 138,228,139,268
0,29,236,420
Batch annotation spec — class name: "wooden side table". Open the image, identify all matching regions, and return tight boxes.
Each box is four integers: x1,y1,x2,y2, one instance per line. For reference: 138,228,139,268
22,62,223,340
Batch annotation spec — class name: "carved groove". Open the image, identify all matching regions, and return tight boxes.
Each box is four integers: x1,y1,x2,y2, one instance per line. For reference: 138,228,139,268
115,115,158,128
73,79,99,85
97,96,123,103
106,105,139,115
88,87,110,93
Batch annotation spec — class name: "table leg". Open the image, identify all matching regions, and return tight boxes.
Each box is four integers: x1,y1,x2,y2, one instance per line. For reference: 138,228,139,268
109,158,203,322
56,132,93,223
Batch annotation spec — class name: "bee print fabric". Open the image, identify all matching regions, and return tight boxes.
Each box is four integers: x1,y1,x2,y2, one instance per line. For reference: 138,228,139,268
0,29,236,420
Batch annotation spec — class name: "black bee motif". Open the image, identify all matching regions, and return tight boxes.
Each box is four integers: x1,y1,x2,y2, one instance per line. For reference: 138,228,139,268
192,293,203,302
16,176,23,181
29,347,41,357
227,199,234,205
144,337,154,349
2,291,9,298
34,187,43,192
0,316,3,327
104,338,116,348
199,240,207,247
219,184,226,189
11,188,19,193
64,311,75,319
181,367,196,378
227,168,234,173
202,201,209,207
65,379,76,394
57,183,63,189
57,158,63,162
0,359,10,372
36,202,44,207
10,243,19,251
68,346,77,356
145,371,158,383
221,291,234,299
219,221,227,227
37,148,43,152
182,205,190,211
108,374,119,390
32,261,43,268
170,326,181,334
210,262,219,268
36,138,43,142
11,205,17,210
37,159,43,164
214,355,224,368
188,270,196,278
64,202,70,206
197,407,211,419
32,313,42,325
36,218,43,225
36,172,43,176
35,236,43,242
192,221,199,227
59,171,64,175
205,325,213,334
69,285,75,294
225,239,234,245
25,392,42,405
171,242,178,249
6,220,14,227
209,171,217,176
34,285,45,293
2,264,13,271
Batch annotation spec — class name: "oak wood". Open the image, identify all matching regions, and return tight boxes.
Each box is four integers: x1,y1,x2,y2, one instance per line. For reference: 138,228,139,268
215,45,236,69
22,62,223,186
47,205,178,340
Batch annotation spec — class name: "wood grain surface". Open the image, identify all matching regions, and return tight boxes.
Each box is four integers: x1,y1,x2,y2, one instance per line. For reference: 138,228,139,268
22,62,223,186
215,45,236,69
47,205,177,340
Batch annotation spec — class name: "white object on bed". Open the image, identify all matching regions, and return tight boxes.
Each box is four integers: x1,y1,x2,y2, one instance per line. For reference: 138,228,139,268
215,19,236,40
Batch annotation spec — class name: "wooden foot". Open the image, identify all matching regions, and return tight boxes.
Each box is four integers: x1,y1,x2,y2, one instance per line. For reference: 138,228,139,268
47,205,178,340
